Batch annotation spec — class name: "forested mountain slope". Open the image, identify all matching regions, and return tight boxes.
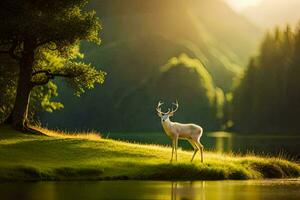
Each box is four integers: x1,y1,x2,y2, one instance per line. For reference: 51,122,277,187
41,0,261,131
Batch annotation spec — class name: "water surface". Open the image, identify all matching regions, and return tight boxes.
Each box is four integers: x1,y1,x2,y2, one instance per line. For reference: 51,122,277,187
1,179,300,200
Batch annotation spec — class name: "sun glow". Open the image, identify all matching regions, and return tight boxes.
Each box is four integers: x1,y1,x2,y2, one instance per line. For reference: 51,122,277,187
225,0,263,11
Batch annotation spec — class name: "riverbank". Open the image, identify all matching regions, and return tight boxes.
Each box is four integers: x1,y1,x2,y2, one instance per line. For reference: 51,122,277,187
0,125,299,181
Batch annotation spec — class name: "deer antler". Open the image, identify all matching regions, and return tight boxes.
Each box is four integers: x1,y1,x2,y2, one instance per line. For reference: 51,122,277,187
169,100,179,115
156,101,163,115
156,101,170,115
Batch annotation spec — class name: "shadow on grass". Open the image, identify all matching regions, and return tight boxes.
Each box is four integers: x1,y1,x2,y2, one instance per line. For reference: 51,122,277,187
0,166,105,181
250,161,300,178
134,163,253,180
54,167,104,180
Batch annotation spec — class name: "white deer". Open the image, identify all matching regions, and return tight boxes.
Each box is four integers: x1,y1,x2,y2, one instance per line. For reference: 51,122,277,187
156,101,204,162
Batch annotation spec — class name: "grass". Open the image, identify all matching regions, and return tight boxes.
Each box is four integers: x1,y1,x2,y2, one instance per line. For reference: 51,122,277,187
0,125,299,181
34,126,101,141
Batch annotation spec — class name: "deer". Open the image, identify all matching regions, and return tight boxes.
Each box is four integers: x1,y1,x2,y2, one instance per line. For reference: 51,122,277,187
156,101,204,163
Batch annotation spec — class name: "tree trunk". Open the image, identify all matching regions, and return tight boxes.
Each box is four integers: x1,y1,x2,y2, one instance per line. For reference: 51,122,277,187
11,69,32,130
8,40,35,131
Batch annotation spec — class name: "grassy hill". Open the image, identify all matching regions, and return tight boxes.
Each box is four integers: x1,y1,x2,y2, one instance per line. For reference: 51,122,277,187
0,126,299,181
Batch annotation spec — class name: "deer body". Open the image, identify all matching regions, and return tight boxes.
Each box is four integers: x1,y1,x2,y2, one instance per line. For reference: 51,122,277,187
162,120,202,141
157,101,204,163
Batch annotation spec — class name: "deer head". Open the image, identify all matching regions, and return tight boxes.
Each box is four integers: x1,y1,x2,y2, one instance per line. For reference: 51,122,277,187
156,101,179,122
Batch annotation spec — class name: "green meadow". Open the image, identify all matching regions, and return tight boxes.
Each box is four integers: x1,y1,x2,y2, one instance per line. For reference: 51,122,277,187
0,126,299,181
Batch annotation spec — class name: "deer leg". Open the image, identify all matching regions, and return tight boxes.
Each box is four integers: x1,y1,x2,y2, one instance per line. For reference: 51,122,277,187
195,141,204,163
189,140,198,162
191,149,198,162
175,135,178,162
200,144,204,163
170,139,175,163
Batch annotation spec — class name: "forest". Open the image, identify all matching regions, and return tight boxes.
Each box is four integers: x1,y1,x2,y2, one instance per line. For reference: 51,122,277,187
232,25,300,132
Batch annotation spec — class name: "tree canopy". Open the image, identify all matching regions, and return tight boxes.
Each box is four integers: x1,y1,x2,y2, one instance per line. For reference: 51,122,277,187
0,0,105,131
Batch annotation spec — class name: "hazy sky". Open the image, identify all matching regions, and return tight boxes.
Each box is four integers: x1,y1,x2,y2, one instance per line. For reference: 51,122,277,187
225,0,263,11
225,0,300,28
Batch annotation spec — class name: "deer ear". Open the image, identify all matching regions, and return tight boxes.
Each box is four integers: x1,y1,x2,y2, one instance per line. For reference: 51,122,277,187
157,112,162,117
168,113,174,117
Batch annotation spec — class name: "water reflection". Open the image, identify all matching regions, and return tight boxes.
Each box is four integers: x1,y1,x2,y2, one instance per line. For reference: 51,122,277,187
207,132,233,153
171,181,206,200
1,179,300,200
206,132,300,159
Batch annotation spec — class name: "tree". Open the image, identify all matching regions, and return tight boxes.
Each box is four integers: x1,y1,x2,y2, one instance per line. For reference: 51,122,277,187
0,0,105,131
231,23,300,132
0,54,65,124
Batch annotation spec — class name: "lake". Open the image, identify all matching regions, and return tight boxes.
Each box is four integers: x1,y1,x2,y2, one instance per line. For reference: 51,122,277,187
104,132,300,160
1,179,300,200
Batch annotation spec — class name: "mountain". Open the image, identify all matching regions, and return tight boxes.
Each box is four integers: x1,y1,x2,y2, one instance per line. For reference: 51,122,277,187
85,0,261,90
41,0,261,132
243,0,300,28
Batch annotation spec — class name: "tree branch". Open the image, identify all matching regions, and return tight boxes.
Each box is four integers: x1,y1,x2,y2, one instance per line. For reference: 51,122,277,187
51,72,79,78
31,70,82,86
32,70,53,77
0,42,21,60
32,70,81,78
9,44,21,61
31,70,53,86
31,78,51,86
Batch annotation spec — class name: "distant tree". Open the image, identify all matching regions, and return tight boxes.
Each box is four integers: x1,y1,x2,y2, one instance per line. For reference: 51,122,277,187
286,25,300,130
0,0,105,132
232,58,259,130
232,24,300,132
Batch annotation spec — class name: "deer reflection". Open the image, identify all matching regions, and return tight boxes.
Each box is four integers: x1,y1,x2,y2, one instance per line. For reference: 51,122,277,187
171,181,206,200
